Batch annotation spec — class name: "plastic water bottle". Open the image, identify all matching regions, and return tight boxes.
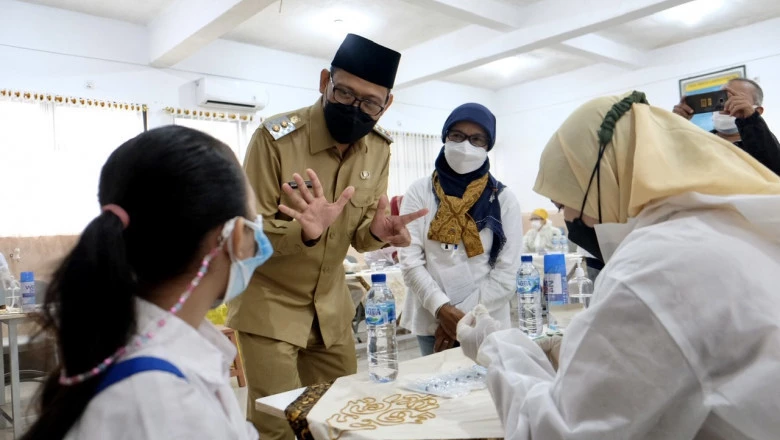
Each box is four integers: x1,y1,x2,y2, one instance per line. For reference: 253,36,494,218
365,273,398,383
550,236,561,253
516,255,543,338
21,272,36,313
568,261,594,309
0,255,19,312
560,236,569,253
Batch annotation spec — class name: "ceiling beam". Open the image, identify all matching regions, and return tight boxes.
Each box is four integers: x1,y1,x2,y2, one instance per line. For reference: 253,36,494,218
148,0,276,68
404,0,657,71
399,0,524,31
396,0,695,87
556,34,646,69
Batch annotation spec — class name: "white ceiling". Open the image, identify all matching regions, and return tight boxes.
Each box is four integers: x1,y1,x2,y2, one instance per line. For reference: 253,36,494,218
15,0,780,89
492,0,544,5
223,0,469,59
444,48,594,90
598,0,780,50
21,0,175,24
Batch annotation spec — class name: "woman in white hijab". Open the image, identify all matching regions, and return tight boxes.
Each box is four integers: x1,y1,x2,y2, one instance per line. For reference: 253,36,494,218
458,92,780,439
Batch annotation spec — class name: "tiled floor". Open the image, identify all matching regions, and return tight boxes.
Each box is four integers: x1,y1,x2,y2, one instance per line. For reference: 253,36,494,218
0,338,423,439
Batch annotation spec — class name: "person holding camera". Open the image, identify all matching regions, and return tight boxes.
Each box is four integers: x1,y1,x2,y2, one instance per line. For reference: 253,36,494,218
673,78,780,175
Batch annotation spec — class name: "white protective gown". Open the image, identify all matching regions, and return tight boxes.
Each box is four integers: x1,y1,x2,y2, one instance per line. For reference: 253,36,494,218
480,193,780,439
66,298,258,440
521,221,562,253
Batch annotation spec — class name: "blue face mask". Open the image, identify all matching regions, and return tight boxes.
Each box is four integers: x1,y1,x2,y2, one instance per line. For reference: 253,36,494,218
217,216,273,307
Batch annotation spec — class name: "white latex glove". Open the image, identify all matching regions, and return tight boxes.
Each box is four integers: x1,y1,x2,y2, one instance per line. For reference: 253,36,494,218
457,305,502,366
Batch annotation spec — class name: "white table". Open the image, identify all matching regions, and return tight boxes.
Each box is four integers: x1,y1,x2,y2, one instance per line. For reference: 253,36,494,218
257,349,504,439
0,312,32,438
256,386,306,420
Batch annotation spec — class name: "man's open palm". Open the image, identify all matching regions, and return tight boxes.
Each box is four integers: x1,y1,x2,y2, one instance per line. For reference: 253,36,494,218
278,169,354,241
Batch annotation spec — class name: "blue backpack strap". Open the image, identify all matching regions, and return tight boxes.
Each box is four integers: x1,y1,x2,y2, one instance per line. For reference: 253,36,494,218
95,356,186,395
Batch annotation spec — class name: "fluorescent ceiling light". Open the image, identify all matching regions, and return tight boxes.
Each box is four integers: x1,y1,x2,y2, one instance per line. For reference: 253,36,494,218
483,55,537,77
660,0,725,26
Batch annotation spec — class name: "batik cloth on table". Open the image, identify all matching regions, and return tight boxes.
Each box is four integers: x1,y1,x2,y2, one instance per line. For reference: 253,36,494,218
304,349,504,439
286,381,336,440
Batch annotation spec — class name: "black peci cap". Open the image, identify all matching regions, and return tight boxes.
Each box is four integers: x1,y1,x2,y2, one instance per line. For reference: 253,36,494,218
331,34,402,89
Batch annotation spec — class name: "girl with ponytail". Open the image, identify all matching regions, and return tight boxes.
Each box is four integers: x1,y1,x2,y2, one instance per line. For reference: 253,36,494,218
23,125,270,440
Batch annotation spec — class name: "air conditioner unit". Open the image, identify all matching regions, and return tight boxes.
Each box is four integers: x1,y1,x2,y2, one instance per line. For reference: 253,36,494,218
194,77,268,111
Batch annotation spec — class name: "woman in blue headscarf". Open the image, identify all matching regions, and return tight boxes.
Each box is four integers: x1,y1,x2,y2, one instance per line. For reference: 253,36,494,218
399,103,523,356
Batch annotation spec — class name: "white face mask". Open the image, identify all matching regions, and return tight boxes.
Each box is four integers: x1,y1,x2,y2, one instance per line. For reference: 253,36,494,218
444,140,488,174
530,219,543,230
712,112,738,135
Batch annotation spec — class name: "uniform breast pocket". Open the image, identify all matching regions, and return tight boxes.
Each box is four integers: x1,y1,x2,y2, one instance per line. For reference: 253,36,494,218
347,189,376,233
275,193,297,221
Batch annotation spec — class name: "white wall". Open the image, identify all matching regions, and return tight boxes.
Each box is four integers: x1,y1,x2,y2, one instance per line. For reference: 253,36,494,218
14,1,780,216
493,16,780,211
1,0,494,134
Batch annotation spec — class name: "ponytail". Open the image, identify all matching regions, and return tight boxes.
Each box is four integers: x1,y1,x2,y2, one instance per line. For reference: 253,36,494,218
22,125,247,439
22,212,137,439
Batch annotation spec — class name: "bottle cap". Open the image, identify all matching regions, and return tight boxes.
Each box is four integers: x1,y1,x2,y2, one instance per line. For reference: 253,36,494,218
575,266,586,278
371,273,386,283
521,255,533,263
20,272,34,283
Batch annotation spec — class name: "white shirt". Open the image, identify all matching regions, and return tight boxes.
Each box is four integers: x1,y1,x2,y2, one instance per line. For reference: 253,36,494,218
66,298,258,440
399,176,523,335
480,193,780,439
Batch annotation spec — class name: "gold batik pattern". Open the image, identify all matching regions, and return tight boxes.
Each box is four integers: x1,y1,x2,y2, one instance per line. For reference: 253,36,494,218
326,393,440,439
428,172,488,258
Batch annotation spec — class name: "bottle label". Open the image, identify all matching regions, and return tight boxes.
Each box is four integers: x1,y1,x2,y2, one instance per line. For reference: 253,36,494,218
545,273,568,305
517,275,540,295
21,282,35,308
366,302,396,326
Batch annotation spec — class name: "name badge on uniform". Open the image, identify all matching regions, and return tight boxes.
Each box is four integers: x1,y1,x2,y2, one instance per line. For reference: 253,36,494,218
441,243,458,251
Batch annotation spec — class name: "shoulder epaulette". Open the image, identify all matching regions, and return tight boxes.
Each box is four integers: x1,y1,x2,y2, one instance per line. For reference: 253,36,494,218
372,124,393,143
263,114,301,140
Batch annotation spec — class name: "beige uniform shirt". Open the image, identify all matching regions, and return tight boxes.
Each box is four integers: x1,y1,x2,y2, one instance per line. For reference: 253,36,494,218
226,100,391,348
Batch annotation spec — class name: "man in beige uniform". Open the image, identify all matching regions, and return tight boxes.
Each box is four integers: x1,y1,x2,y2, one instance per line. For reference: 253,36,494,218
227,34,426,439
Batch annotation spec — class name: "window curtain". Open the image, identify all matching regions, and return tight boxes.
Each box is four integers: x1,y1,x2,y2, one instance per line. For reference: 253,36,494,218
173,117,260,164
0,100,145,236
386,131,441,198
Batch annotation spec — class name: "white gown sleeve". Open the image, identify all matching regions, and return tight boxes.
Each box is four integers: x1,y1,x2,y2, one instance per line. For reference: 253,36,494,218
479,275,707,439
476,189,523,313
399,179,450,316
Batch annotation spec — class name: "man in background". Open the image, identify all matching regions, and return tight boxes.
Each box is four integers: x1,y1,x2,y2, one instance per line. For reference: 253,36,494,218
673,78,780,175
227,34,426,440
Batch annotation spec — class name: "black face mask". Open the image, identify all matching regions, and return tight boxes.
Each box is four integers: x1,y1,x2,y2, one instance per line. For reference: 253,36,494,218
323,101,377,145
566,218,603,262
567,139,609,263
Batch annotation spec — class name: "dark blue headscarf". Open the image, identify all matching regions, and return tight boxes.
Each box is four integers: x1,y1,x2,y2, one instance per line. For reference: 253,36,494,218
442,103,497,150
435,103,506,267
